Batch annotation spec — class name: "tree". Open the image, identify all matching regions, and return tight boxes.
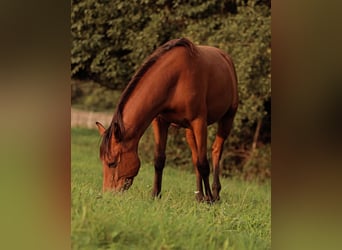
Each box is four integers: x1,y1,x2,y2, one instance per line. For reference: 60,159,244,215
71,0,271,179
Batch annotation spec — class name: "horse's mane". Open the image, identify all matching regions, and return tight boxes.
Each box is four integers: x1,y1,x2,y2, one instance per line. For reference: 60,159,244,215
100,38,198,158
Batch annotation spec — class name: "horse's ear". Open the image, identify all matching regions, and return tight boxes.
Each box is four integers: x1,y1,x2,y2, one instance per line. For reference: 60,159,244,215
113,122,122,142
95,122,106,136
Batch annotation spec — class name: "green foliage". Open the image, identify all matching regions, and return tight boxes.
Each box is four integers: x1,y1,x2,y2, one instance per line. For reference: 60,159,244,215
71,0,271,177
72,128,271,250
72,80,119,111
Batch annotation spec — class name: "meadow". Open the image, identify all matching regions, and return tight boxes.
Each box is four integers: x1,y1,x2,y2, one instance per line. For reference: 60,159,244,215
71,128,271,250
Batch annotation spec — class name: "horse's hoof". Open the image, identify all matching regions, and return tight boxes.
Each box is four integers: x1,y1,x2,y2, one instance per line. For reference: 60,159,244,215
195,191,204,202
212,194,220,202
151,191,162,199
203,196,215,205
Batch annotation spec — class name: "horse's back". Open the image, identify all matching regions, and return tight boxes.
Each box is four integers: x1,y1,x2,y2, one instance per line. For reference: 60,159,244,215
155,44,238,126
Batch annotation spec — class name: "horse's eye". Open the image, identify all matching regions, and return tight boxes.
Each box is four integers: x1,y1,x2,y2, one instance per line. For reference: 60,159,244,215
108,162,118,168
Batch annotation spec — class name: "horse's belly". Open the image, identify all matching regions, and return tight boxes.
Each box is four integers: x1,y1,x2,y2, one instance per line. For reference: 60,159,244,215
159,111,191,128
159,90,231,127
158,104,228,128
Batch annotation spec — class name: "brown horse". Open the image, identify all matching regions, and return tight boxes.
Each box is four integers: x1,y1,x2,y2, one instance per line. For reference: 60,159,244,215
96,38,238,202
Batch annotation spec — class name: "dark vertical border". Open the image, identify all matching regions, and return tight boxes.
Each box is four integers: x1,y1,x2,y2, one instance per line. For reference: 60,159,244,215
0,0,71,249
272,1,342,249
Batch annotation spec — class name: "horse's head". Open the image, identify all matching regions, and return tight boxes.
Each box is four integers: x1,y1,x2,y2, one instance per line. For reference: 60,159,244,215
96,122,140,193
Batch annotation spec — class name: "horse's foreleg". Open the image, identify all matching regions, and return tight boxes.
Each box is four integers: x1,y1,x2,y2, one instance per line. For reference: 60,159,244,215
191,119,213,202
151,117,169,198
185,129,204,201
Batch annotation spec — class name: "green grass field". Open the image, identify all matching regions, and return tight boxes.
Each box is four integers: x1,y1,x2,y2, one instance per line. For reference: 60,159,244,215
71,128,271,250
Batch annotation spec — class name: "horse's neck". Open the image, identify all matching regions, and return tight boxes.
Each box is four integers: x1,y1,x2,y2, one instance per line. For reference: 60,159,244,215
121,78,168,142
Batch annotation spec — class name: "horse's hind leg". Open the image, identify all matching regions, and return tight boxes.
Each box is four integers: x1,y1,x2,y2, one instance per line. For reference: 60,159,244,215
152,116,169,198
212,107,237,201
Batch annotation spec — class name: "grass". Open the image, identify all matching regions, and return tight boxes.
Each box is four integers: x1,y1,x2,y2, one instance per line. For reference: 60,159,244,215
71,128,271,250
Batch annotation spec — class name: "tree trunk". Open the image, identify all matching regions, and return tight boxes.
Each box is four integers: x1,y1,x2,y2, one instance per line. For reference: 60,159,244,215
252,118,262,152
